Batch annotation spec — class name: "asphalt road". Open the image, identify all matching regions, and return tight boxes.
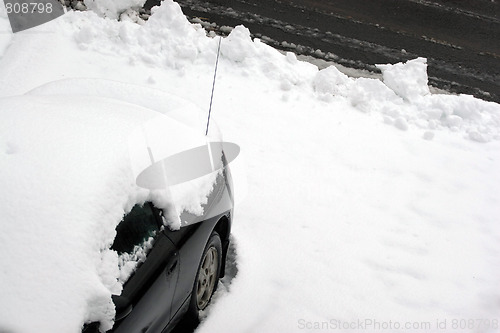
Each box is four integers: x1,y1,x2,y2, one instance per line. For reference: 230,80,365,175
146,0,500,102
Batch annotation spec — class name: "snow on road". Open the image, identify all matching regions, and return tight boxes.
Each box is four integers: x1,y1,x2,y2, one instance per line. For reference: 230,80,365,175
0,0,499,332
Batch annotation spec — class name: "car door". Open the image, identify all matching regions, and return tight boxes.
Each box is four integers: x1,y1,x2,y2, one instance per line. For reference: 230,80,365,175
111,203,179,333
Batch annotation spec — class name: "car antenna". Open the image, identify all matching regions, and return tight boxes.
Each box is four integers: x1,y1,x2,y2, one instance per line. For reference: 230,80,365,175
205,36,222,136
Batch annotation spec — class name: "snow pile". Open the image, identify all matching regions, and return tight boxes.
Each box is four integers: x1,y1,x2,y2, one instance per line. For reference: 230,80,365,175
313,65,352,96
313,58,500,142
0,95,143,332
83,0,146,20
0,91,217,332
67,3,316,88
26,78,221,225
71,1,210,70
377,57,431,101
0,0,499,332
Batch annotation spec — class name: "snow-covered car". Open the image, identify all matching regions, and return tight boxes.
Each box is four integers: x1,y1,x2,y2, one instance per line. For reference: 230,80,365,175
87,183,233,333
0,80,234,333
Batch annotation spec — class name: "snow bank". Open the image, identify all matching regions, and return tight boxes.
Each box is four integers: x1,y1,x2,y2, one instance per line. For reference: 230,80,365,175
0,95,144,332
83,0,146,20
67,0,500,143
3,0,496,147
0,92,216,332
70,1,211,71
313,58,500,142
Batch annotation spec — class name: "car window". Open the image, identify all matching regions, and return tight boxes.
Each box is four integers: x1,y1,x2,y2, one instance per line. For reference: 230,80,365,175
112,203,159,255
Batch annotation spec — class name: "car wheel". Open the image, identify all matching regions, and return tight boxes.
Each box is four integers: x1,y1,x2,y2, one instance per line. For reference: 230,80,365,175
190,231,222,315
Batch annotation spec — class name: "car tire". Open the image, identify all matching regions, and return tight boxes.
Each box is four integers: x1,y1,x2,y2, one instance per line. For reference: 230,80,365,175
172,231,223,332
188,231,222,317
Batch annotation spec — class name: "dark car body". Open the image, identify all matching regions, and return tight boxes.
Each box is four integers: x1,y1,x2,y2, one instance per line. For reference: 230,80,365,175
85,166,233,333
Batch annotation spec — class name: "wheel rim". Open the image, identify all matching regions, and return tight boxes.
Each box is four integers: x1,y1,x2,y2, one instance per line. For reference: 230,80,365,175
196,246,219,310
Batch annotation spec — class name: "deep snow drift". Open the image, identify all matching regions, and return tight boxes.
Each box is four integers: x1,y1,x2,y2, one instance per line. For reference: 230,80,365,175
0,0,499,332
0,95,156,332
0,91,220,332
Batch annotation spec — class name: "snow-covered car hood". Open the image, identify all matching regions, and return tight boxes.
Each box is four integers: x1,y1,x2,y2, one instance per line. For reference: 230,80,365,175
0,90,218,332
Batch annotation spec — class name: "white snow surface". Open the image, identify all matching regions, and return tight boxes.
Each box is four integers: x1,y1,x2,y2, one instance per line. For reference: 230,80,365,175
83,0,147,20
0,1,499,332
0,95,149,332
0,3,12,55
0,92,217,332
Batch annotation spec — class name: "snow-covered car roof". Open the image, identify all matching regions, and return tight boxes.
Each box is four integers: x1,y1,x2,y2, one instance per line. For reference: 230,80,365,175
0,87,217,332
